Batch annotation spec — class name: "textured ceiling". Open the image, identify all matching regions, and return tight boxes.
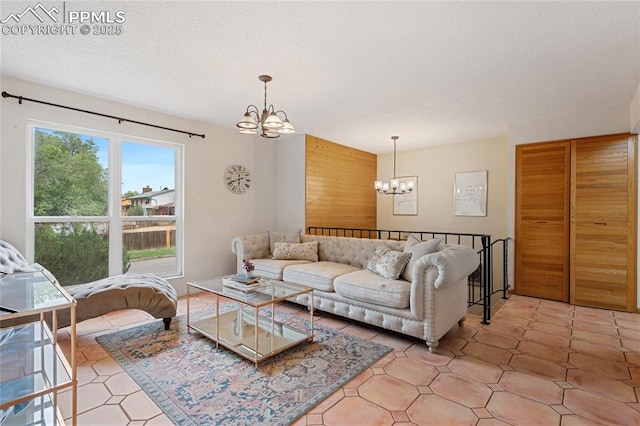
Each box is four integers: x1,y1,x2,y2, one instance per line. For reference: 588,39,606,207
1,1,639,154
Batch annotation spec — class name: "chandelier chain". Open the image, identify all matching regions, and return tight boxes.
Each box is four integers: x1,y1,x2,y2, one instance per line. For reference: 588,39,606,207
263,79,268,112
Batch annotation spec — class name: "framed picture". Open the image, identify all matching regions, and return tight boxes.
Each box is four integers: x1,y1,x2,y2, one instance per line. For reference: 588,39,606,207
454,171,487,216
393,176,418,215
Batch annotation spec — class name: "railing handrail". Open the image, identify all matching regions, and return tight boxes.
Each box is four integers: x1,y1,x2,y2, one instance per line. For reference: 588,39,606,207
306,226,490,238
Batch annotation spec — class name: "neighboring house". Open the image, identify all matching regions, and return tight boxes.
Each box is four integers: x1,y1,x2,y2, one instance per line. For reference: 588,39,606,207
124,186,175,216
120,197,132,213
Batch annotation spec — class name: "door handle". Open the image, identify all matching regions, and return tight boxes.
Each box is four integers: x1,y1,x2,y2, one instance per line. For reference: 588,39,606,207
594,222,607,225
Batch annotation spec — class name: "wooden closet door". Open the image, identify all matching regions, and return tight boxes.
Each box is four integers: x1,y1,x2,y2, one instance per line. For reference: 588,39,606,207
515,141,570,302
570,134,637,311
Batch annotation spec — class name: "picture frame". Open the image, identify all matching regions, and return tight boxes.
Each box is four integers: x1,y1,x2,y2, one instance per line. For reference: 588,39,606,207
393,176,418,215
454,171,487,216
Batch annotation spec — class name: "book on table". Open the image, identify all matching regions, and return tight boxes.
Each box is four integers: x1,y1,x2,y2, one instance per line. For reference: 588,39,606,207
223,276,268,291
222,286,258,299
230,274,260,284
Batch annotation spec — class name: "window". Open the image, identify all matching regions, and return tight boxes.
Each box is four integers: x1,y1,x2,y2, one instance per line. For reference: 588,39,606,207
121,141,179,276
29,123,182,285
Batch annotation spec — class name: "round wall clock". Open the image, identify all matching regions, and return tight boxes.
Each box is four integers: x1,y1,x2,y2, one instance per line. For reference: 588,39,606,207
224,164,251,194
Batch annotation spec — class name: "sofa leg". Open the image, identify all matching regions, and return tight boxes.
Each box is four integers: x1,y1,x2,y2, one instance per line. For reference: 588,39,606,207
426,341,439,353
163,318,172,330
458,316,466,327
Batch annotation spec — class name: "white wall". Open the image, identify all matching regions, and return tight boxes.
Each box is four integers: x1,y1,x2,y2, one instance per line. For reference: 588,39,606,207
631,81,640,134
508,104,630,146
376,136,508,241
507,103,637,305
0,76,278,295
276,135,306,232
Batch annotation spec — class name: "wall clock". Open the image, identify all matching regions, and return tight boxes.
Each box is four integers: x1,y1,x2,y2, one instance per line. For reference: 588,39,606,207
224,164,251,194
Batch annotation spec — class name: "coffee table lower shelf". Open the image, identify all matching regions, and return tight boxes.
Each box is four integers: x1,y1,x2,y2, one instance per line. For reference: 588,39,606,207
189,309,312,366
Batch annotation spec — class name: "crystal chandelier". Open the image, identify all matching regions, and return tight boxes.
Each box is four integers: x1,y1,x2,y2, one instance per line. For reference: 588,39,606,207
236,75,295,139
374,136,414,195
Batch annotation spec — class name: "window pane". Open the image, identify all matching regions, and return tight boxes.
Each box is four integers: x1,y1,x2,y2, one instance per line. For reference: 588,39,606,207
34,128,108,217
35,222,112,286
121,142,175,217
123,220,177,275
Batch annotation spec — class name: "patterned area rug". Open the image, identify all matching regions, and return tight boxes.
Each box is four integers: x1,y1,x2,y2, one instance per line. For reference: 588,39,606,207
97,305,392,425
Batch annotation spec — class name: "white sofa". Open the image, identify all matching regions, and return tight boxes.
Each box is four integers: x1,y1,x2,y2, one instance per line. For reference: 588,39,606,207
231,232,479,352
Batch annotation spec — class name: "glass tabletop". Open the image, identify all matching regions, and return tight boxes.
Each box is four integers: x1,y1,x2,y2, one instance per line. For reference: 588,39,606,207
188,276,312,307
0,271,74,318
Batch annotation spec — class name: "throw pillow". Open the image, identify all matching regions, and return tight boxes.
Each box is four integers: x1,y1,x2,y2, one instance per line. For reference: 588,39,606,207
366,246,412,280
401,234,441,282
272,241,319,262
268,229,301,256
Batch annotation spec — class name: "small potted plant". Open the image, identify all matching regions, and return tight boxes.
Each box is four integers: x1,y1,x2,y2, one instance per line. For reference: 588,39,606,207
242,259,255,278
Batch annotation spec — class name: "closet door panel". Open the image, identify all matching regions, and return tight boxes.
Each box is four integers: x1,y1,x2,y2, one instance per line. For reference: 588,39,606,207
517,220,567,300
515,141,570,302
570,135,637,311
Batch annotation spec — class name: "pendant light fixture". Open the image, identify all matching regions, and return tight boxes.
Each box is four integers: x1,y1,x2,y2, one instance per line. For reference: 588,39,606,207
236,75,295,139
374,136,414,195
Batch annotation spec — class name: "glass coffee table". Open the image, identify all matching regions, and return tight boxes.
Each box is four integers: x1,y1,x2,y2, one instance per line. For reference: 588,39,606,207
186,276,314,367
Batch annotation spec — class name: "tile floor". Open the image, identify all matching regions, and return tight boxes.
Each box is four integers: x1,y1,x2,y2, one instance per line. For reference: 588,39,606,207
54,293,640,425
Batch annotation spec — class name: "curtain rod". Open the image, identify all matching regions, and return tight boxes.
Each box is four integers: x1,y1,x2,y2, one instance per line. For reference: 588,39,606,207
1,91,206,139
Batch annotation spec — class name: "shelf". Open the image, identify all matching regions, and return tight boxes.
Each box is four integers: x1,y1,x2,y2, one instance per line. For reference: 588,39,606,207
0,392,64,425
190,310,310,361
0,323,72,408
0,270,77,425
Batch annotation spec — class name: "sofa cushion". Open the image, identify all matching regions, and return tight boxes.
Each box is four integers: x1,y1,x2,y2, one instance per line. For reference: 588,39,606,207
251,258,310,280
301,235,404,268
366,246,411,280
283,261,360,292
268,229,301,256
334,269,410,309
272,241,318,262
401,234,441,282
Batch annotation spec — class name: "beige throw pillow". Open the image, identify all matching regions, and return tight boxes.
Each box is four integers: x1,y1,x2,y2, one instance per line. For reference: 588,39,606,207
401,234,441,282
366,246,412,280
272,241,319,262
268,229,301,256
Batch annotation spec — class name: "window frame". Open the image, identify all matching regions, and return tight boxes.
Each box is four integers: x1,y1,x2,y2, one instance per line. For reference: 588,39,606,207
26,120,184,279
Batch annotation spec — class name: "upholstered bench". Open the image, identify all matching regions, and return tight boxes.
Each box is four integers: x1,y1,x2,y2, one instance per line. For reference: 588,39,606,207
0,239,177,330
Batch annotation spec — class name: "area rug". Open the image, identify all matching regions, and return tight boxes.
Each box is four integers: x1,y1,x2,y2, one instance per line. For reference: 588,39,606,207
96,305,392,425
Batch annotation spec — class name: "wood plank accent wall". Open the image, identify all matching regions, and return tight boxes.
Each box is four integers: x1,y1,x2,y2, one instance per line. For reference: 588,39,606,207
305,134,377,230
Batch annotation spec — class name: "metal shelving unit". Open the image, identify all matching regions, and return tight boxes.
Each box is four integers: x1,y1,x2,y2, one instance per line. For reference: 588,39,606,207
0,271,77,425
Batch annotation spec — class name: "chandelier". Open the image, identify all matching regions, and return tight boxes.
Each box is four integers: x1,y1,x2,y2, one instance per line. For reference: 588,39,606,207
236,75,295,139
374,136,415,195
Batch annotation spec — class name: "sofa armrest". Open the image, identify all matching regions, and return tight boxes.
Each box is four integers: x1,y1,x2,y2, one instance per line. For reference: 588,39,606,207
231,233,271,272
414,244,479,289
